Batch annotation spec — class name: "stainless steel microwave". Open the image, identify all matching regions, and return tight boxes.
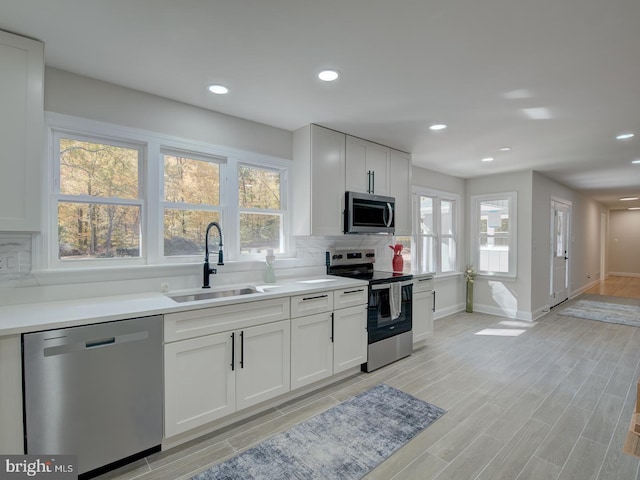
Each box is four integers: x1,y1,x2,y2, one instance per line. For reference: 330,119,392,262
344,191,395,234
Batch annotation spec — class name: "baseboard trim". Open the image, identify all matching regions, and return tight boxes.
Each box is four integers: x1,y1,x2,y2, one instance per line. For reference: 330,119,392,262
472,303,534,321
608,272,640,278
434,303,465,320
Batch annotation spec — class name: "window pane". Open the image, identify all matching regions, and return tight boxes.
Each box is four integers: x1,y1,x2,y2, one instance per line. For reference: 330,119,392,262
164,210,220,256
240,213,281,254
58,202,140,259
441,200,454,235
479,236,510,273
239,166,280,209
164,155,219,205
480,199,509,234
441,238,456,272
420,196,434,234
60,138,138,198
419,236,435,273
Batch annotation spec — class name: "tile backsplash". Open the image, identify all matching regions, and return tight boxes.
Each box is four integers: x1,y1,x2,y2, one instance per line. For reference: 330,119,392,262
0,233,32,282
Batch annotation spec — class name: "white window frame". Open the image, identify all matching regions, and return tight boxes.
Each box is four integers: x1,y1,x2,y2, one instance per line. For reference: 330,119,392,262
43,112,292,270
412,186,460,275
470,191,518,278
235,161,289,259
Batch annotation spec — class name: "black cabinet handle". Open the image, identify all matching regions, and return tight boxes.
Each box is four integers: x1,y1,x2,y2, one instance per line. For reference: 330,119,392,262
343,289,364,294
230,332,235,371
302,294,328,301
240,331,244,368
371,170,375,194
330,313,334,343
432,290,436,312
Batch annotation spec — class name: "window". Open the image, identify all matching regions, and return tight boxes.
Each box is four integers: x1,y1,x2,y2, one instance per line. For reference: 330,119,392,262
471,192,517,276
238,164,285,255
55,134,143,260
162,151,222,256
47,113,291,268
414,188,459,274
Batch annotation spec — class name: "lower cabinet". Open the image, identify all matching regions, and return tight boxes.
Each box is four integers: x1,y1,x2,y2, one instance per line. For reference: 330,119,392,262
413,276,434,344
291,295,367,390
164,319,290,438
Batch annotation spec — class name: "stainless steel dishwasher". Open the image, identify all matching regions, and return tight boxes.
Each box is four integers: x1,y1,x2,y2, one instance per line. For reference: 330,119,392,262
23,315,163,478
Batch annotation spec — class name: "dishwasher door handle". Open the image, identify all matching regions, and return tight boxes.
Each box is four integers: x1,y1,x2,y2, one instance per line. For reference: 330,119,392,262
86,337,115,349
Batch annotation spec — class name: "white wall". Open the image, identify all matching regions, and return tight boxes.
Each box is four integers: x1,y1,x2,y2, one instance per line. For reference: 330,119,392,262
608,210,640,275
44,68,292,160
466,171,534,319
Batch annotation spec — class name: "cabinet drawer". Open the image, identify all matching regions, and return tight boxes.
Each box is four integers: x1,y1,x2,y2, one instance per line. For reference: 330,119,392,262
413,276,434,293
165,297,290,343
333,286,368,310
290,291,334,318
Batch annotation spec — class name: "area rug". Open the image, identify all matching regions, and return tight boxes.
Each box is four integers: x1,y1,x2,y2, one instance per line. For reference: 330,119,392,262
558,299,640,327
191,384,446,480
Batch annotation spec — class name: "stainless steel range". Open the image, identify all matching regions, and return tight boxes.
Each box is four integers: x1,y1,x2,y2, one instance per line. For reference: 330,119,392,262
326,249,413,372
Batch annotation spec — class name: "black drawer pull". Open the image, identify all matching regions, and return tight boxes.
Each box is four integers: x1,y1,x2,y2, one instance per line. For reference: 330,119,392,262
302,294,328,301
343,289,364,294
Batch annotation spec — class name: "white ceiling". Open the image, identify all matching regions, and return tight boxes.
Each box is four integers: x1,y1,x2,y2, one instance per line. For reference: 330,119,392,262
2,0,639,208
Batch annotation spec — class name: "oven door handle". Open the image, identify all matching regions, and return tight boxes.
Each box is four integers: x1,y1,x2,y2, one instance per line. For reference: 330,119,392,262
371,280,413,290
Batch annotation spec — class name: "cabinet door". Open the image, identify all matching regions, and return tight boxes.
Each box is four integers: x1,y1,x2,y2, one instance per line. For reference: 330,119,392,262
310,125,346,236
412,290,434,343
291,313,333,390
333,305,367,373
0,31,43,231
345,137,390,196
164,332,235,437
236,320,291,410
389,149,412,235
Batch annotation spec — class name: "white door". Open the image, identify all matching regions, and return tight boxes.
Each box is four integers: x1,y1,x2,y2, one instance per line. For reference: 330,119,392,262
551,200,571,307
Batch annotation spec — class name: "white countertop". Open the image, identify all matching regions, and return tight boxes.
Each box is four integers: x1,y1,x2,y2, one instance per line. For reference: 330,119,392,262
0,275,368,336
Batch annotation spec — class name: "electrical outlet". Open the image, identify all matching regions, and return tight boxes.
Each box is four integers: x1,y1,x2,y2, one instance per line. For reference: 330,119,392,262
160,282,170,293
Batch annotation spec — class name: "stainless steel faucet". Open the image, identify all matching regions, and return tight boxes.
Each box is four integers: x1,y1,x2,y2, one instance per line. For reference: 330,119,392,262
203,221,224,288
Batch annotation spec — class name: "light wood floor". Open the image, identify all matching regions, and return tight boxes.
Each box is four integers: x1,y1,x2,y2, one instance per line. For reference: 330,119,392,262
97,300,640,480
584,275,640,299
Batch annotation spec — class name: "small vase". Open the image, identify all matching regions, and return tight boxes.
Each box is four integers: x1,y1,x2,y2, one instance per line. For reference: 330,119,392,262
466,281,473,313
392,254,403,273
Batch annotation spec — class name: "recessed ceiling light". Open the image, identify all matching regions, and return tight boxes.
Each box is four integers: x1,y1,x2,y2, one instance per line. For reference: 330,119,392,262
318,70,340,82
498,147,512,152
632,159,640,164
620,197,639,201
428,124,447,131
481,157,494,162
616,133,635,140
208,84,229,95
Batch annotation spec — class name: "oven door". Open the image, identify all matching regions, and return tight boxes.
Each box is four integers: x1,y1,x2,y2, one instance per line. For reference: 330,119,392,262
367,281,412,343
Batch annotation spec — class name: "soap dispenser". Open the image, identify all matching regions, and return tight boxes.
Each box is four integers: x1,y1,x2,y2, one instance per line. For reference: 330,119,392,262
265,249,276,284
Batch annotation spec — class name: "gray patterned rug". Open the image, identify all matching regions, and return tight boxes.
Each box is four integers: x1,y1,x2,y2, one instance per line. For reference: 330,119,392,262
559,299,640,327
191,384,446,480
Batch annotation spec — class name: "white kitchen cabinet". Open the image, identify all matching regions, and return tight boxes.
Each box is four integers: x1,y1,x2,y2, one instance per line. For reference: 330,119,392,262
389,149,412,236
290,287,367,389
413,276,434,344
0,30,44,232
290,312,333,389
345,136,390,196
333,304,367,373
164,331,235,437
292,124,346,236
164,299,291,437
235,320,290,410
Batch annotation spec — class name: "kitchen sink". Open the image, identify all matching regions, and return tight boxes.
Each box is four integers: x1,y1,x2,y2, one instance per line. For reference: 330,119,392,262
168,287,259,303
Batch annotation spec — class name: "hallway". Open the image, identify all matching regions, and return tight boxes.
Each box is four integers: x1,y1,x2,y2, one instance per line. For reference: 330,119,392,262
584,276,640,300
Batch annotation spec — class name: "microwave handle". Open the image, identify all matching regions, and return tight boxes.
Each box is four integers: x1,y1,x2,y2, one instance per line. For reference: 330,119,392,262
385,203,393,228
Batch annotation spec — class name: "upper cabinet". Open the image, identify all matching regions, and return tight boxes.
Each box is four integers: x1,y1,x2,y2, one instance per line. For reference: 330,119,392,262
389,149,412,236
345,136,390,196
292,124,346,236
0,31,44,232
